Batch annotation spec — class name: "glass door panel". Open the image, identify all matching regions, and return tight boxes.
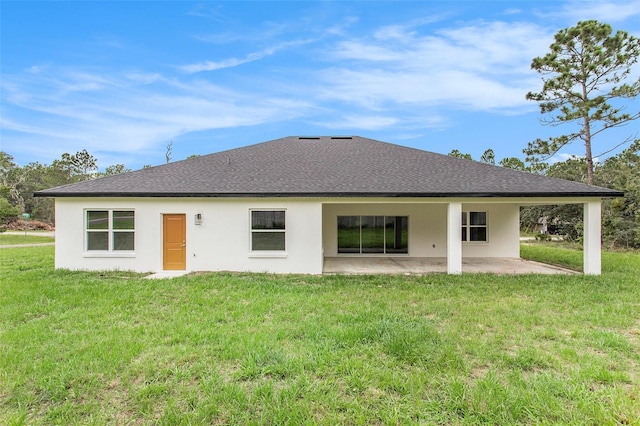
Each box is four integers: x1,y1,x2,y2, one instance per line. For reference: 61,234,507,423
361,216,385,253
338,216,361,253
385,216,408,253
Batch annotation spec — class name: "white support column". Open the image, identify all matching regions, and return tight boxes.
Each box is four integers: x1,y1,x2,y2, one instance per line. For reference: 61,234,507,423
447,202,462,274
583,201,602,275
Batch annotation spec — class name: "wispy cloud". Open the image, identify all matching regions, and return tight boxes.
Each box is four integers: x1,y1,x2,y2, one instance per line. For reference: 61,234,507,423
372,13,454,40
186,3,237,24
26,64,49,74
179,39,315,73
326,16,359,36
125,72,164,84
503,8,523,16
319,20,550,112
318,115,399,130
553,0,640,23
193,20,293,44
1,67,313,164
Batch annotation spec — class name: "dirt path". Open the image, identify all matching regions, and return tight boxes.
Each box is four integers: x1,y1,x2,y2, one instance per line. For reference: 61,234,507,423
2,231,55,237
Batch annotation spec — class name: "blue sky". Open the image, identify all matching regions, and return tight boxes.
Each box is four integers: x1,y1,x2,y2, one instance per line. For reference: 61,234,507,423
2,1,640,171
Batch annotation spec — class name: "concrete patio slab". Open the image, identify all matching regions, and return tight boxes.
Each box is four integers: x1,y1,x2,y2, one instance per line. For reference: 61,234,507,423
323,257,575,275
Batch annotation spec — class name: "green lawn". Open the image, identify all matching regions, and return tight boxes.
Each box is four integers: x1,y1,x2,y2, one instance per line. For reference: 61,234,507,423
521,241,640,274
1,246,639,425
0,234,55,245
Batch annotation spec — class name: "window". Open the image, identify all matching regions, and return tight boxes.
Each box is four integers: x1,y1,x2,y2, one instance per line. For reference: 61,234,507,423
462,211,487,242
338,216,408,254
251,210,285,251
86,210,135,251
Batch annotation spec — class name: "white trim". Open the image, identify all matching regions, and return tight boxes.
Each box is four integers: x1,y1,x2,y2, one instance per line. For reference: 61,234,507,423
583,201,602,275
249,208,287,252
461,211,488,243
84,209,136,253
447,202,462,274
248,252,288,258
83,252,136,258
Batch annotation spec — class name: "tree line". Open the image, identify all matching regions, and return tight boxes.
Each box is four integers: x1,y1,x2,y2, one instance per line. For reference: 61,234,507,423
0,150,129,225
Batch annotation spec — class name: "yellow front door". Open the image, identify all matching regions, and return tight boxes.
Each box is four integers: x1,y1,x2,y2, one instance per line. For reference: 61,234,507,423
163,214,186,270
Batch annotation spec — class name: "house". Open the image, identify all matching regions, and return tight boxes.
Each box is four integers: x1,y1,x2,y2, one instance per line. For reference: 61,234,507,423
35,136,623,275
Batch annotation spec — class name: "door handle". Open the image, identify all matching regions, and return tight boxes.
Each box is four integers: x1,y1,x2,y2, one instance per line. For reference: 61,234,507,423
181,241,186,247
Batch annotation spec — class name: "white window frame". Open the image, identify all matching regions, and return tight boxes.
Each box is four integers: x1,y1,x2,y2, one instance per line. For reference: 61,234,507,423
462,211,488,243
84,209,136,256
249,209,287,257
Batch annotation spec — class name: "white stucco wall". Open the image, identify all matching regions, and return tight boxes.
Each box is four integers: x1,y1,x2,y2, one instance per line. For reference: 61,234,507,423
54,197,524,274
461,203,520,258
322,201,520,258
54,198,324,274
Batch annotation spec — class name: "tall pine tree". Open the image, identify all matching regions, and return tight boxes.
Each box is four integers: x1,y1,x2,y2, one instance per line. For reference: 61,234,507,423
526,20,640,185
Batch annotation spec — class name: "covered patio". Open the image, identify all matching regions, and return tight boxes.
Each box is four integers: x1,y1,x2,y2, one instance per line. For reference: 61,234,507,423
322,200,603,275
323,257,576,275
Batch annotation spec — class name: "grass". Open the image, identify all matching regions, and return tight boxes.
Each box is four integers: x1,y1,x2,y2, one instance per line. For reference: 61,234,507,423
521,241,640,274
1,245,639,425
521,242,584,271
0,234,55,245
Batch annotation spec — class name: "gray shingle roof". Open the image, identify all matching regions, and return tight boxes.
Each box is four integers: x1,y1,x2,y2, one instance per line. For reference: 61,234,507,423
34,136,623,198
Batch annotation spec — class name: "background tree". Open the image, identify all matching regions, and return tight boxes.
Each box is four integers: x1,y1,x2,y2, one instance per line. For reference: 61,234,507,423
499,157,527,171
57,149,98,181
547,156,590,183
526,20,640,185
536,158,590,241
0,198,20,225
597,141,640,248
519,144,639,247
20,161,72,223
479,149,495,165
99,164,131,177
165,141,173,163
0,152,25,213
0,149,130,224
448,149,472,160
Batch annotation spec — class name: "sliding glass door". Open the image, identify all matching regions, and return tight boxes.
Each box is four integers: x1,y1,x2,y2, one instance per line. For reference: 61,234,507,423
338,216,408,254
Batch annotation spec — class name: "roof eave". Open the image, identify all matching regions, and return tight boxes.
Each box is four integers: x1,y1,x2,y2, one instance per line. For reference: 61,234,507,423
33,190,624,199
